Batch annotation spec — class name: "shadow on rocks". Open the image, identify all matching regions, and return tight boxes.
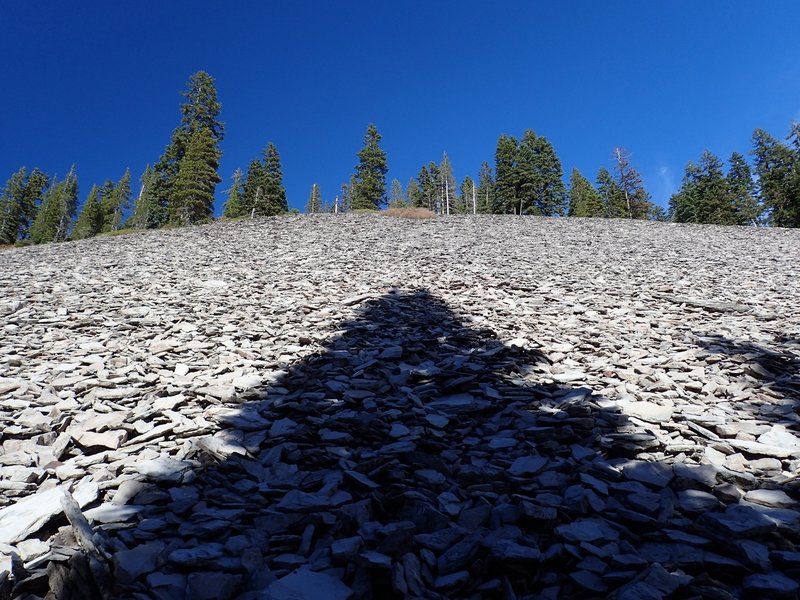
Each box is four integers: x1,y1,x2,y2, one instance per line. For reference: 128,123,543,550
24,292,800,600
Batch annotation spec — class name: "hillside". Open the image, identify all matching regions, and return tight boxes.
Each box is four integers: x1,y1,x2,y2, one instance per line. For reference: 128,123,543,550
1,214,799,599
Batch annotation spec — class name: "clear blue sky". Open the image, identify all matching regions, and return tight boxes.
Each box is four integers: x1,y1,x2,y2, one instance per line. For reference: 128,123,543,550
2,2,799,214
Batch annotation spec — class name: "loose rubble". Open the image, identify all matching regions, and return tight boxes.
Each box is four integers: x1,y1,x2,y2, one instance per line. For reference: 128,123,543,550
1,214,799,599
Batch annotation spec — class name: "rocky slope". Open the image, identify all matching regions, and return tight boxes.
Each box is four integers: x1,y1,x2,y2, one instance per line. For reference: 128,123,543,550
0,214,799,599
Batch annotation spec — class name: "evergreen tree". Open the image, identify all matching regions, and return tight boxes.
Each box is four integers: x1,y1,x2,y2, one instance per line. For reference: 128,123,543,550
494,134,518,213
100,169,131,232
669,150,731,224
726,152,760,225
240,159,264,217
388,179,406,208
29,167,78,243
153,71,223,225
612,148,651,219
128,165,161,229
406,178,422,208
568,168,604,217
417,163,441,211
262,143,287,216
457,176,475,214
752,128,799,228
596,168,624,218
476,162,494,214
531,135,566,216
72,185,103,240
351,124,388,210
223,169,245,218
439,153,456,214
515,130,539,215
0,168,28,244
18,168,49,239
306,182,322,213
169,128,221,225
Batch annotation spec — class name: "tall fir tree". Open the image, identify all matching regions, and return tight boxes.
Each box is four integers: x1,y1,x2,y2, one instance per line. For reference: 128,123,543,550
72,185,103,240
128,165,161,229
596,168,624,218
726,152,760,225
18,168,49,239
416,164,440,211
262,143,287,216
222,169,245,218
153,71,223,226
240,159,264,217
351,124,388,210
669,150,731,224
568,168,604,217
515,130,539,215
476,162,494,214
388,179,406,208
306,182,322,213
751,128,799,228
29,167,78,244
169,128,221,225
494,134,518,213
532,136,567,216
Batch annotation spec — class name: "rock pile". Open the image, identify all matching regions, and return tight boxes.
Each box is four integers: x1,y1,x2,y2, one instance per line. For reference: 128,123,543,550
0,215,799,599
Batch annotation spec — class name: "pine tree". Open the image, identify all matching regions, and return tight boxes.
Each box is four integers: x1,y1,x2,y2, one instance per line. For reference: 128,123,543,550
351,124,388,210
262,143,287,216
153,71,224,225
669,151,731,224
476,162,494,214
416,163,440,211
515,130,538,215
752,128,799,228
128,165,161,229
29,167,78,243
457,176,474,214
19,168,49,239
72,185,103,240
439,153,456,214
388,179,406,208
612,148,651,219
726,152,760,225
596,168,624,218
222,169,245,218
241,159,264,217
169,128,221,225
306,182,322,213
494,134,518,213
568,168,604,217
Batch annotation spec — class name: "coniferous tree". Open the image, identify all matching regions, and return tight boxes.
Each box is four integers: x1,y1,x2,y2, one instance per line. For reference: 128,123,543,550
262,143,287,216
241,159,264,217
72,185,103,240
669,150,731,224
596,168,624,218
0,168,28,244
153,71,223,225
494,134,518,213
18,168,49,239
476,162,494,214
169,128,221,225
100,169,131,232
29,167,78,243
612,148,651,219
568,168,604,217
515,130,539,215
531,135,566,216
726,152,760,225
388,179,406,208
752,128,799,228
306,183,322,213
417,163,441,211
439,153,456,214
457,176,474,214
222,169,245,218
128,165,161,229
351,124,388,210
406,178,421,208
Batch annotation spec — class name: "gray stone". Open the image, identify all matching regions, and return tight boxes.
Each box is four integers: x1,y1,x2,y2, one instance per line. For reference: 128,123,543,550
267,568,353,600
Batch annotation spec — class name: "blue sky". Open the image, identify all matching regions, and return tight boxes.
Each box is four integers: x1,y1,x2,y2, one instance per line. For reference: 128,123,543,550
1,2,799,214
